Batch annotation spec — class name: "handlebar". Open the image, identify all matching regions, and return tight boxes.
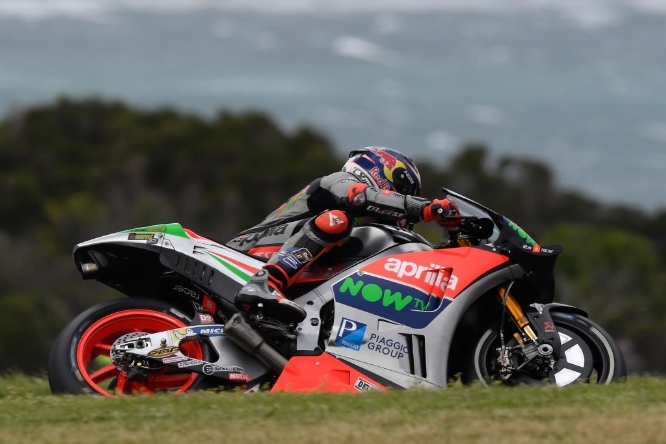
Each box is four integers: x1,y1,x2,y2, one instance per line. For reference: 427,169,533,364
438,216,495,244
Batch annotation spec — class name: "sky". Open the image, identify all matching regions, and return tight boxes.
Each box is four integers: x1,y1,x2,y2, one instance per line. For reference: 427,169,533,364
1,0,666,22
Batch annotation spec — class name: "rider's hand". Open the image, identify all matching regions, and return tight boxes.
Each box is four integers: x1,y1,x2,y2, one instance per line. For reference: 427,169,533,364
423,199,460,226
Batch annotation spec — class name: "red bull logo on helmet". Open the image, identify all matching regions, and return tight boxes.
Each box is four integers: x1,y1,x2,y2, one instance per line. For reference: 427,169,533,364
376,149,398,170
369,166,391,190
375,150,407,182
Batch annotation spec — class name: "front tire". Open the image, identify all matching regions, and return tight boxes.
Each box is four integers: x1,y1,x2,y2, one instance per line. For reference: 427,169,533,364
49,298,207,396
462,312,627,386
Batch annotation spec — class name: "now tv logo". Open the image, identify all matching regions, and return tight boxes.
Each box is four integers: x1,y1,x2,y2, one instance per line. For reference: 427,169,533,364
383,258,458,292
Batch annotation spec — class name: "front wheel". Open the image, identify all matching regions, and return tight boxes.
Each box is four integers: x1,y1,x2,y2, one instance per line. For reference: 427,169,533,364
49,298,207,396
462,312,627,386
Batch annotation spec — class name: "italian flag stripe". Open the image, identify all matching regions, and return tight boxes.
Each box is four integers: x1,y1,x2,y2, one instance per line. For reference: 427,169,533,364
184,228,216,243
206,251,258,281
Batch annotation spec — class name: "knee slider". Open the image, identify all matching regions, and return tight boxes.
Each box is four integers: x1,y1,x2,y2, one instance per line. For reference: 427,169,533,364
313,210,351,239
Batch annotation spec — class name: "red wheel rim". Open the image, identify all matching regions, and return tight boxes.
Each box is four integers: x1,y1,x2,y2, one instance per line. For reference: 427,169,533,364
76,309,203,396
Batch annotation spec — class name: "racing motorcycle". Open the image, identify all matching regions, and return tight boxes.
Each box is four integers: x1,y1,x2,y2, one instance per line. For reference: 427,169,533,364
48,189,626,395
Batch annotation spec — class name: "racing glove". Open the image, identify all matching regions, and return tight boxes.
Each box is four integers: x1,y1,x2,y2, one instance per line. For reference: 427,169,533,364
422,198,460,226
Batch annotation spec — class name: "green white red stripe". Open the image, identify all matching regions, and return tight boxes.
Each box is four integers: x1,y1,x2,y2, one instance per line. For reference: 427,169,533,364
206,250,259,283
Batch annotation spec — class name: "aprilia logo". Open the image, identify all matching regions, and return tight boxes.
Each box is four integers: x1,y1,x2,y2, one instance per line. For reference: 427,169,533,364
383,258,458,291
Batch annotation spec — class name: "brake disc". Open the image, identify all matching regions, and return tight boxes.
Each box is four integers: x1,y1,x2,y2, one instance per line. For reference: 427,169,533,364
110,332,154,375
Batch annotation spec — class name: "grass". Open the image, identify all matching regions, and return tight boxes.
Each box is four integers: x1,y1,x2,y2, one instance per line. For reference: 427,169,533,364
1,374,666,444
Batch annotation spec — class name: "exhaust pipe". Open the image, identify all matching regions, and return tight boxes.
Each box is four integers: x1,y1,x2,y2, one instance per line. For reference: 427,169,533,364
80,262,99,279
223,313,288,373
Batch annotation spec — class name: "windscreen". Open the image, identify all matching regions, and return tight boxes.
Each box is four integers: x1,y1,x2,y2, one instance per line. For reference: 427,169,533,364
445,193,502,244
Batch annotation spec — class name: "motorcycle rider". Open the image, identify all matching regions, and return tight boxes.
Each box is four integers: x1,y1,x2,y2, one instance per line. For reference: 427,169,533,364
227,146,460,324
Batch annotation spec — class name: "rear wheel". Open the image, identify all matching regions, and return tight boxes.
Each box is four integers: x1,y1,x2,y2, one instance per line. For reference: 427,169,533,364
49,298,207,396
462,312,627,386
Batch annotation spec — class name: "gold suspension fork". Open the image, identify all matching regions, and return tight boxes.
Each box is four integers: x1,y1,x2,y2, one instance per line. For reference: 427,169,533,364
451,235,537,343
456,238,472,247
498,286,537,342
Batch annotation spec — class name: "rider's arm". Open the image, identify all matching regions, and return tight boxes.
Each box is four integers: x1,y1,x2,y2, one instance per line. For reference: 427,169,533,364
306,172,456,224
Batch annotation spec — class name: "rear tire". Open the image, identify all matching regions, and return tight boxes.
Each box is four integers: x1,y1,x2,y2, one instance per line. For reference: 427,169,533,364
462,312,627,386
49,298,207,396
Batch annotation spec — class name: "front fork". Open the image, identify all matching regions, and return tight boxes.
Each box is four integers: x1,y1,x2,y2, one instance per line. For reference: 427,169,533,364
495,285,562,378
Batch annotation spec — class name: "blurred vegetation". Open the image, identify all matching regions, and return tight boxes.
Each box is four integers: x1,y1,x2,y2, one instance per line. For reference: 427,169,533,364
1,97,665,374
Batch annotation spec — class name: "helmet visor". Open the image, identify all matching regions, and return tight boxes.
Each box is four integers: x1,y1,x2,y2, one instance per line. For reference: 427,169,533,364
392,167,420,196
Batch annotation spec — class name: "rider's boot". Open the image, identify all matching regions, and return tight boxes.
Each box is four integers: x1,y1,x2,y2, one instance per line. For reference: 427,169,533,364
234,268,307,325
234,210,353,325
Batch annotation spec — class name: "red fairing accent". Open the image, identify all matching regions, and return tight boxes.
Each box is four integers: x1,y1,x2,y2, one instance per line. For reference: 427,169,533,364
271,353,385,393
202,295,217,314
359,247,509,300
248,246,281,259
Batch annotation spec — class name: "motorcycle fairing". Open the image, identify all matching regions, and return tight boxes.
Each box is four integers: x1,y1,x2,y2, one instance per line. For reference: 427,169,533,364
293,243,434,352
271,352,385,393
159,225,262,300
332,247,509,329
322,257,521,389
74,223,264,304
75,222,517,390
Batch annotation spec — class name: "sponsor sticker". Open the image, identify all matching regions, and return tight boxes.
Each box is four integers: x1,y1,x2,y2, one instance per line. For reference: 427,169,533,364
198,313,215,324
228,373,251,381
383,257,457,295
162,355,189,364
354,377,380,392
366,205,405,218
334,318,367,351
186,325,225,337
333,274,450,329
127,233,155,241
203,295,217,314
177,359,203,368
366,333,409,360
278,247,313,269
172,328,189,341
202,364,217,375
172,284,201,301
148,346,180,358
229,224,289,247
